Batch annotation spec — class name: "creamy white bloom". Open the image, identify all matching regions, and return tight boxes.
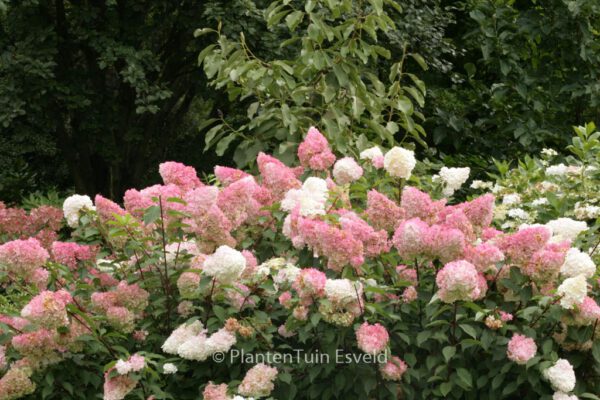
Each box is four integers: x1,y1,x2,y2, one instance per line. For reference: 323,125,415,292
542,148,558,157
553,392,578,400
281,177,328,216
162,363,178,374
502,193,521,206
202,245,246,284
470,180,493,190
439,167,470,197
115,359,132,375
557,275,587,309
507,208,529,220
333,157,363,185
546,218,588,241
273,264,301,285
546,163,568,176
539,181,559,192
532,198,549,206
560,248,596,279
359,146,383,161
543,359,576,393
178,328,236,361
325,279,361,304
63,194,95,228
383,147,416,179
161,321,204,354
574,204,600,220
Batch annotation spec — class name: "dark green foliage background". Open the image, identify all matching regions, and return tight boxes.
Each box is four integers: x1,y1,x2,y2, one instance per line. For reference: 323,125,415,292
1,0,599,201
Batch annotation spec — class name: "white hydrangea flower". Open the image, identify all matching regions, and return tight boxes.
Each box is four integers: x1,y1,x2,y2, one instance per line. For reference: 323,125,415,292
359,146,383,161
541,148,558,157
532,198,549,206
539,181,559,192
63,194,95,228
502,193,521,206
546,163,568,176
546,218,588,241
470,180,493,190
177,334,210,361
273,264,301,285
557,275,587,309
507,208,529,220
325,279,361,304
383,147,416,179
161,321,204,354
281,177,328,216
333,157,363,185
202,245,246,284
574,204,600,220
439,167,470,197
115,359,132,375
560,248,596,279
162,363,178,374
552,392,578,400
543,359,576,393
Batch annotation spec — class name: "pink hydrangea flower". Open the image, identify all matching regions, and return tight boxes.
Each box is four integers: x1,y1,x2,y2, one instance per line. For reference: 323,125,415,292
426,224,466,263
499,311,513,322
257,152,301,201
279,291,293,308
575,296,600,324
293,268,327,298
159,161,202,191
0,238,49,278
21,289,72,328
339,210,390,257
177,272,201,298
214,166,251,186
51,241,96,270
203,382,229,400
459,193,495,231
238,363,278,398
396,265,418,285
379,356,408,381
524,240,570,283
217,177,262,229
436,260,486,303
365,190,404,232
356,322,389,355
506,334,537,365
401,186,446,224
94,194,127,222
464,242,505,273
392,218,429,260
497,226,551,264
402,286,418,303
0,366,36,399
297,127,336,170
103,370,137,400
333,157,363,185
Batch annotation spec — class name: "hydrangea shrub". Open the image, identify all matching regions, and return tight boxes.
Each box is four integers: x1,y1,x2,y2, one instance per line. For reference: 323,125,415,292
0,127,598,399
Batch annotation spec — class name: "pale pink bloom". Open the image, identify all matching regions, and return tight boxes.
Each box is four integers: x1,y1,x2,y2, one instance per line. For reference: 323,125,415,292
203,382,229,400
94,194,127,221
30,267,50,290
177,272,201,298
297,127,336,170
133,330,148,342
396,265,418,285
293,268,327,298
106,306,136,333
339,210,390,257
499,311,513,322
436,260,485,303
392,218,429,260
402,286,418,303
524,240,570,283
0,366,36,399
365,190,404,232
279,291,293,308
217,177,263,229
103,370,137,400
177,301,194,317
379,356,408,381
401,186,445,224
497,226,551,264
257,152,301,201
123,184,184,219
51,241,96,269
464,243,504,273
159,161,202,191
0,238,49,277
21,289,72,328
575,296,600,325
426,224,466,263
214,165,251,186
238,363,278,398
278,324,296,338
482,227,502,241
372,155,384,169
438,208,475,241
356,322,389,355
292,306,309,321
507,334,537,365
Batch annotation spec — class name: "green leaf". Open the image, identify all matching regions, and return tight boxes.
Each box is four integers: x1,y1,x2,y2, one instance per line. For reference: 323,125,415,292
410,53,428,70
442,346,456,362
285,11,304,31
456,368,472,388
459,324,478,339
143,206,161,225
440,381,453,396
